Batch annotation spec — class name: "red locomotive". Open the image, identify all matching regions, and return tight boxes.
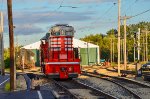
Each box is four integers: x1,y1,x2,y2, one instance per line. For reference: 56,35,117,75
40,24,81,79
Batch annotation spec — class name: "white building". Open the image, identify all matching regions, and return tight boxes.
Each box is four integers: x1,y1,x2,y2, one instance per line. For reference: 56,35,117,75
23,38,100,66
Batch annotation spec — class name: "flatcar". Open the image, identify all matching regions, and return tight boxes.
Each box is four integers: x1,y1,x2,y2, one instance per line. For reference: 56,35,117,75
40,24,81,79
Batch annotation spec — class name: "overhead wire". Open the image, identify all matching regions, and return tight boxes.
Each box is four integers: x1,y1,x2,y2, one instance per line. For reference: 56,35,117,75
92,2,117,24
54,0,65,11
79,2,117,34
124,0,138,25
122,6,150,31
131,8,150,18
39,0,65,26
123,0,139,15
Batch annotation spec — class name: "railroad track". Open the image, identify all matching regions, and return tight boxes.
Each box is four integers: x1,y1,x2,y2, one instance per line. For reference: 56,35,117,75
82,71,150,99
26,72,149,99
53,79,117,99
31,72,116,99
40,79,117,99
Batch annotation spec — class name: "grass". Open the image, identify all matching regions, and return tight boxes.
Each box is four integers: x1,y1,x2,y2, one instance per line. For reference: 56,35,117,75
5,68,23,73
111,62,117,68
4,82,10,92
5,68,10,73
131,68,136,74
140,61,147,65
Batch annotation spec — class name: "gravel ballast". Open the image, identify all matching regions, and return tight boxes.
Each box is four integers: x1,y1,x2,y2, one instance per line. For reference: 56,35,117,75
77,75,137,99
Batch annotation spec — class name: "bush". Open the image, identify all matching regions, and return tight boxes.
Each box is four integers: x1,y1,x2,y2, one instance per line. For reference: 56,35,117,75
4,58,10,68
4,82,10,92
111,62,117,67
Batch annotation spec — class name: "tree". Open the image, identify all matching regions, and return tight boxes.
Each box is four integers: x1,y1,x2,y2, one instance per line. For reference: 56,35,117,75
80,21,150,62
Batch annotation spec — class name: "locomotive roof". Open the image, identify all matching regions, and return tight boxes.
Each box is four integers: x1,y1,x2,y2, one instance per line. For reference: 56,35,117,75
44,24,74,34
55,24,68,26
40,33,50,40
51,24,73,29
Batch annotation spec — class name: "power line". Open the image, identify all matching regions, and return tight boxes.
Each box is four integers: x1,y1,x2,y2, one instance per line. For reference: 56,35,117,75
38,0,65,24
60,0,65,6
54,0,78,11
55,0,65,11
124,0,139,15
121,8,150,24
60,5,78,8
92,2,116,24
131,8,150,18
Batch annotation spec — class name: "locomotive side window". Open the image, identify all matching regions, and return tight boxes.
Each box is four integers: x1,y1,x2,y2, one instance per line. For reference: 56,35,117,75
55,32,60,36
51,32,60,36
65,32,73,36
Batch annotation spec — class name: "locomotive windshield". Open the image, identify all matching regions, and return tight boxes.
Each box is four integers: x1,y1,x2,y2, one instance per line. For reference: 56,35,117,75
65,31,74,36
50,24,74,36
51,30,74,36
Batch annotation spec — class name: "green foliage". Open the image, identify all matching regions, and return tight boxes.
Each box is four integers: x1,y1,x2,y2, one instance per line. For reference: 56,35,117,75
4,58,10,68
80,21,150,62
111,62,117,67
4,48,10,68
4,82,10,92
4,46,23,68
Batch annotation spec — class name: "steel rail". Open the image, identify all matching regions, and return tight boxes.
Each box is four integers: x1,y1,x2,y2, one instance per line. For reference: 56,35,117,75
82,71,142,99
73,79,118,99
83,71,150,88
53,79,79,99
53,79,117,99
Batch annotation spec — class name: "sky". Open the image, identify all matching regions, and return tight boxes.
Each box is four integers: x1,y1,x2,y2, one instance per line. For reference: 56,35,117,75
0,0,150,48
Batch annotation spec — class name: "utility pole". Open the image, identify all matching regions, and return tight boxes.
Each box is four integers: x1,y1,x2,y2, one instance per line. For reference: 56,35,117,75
146,29,148,62
120,16,131,70
110,38,112,66
123,17,127,70
143,35,145,62
7,0,16,91
137,28,140,61
120,39,122,62
134,38,136,62
16,35,18,52
118,0,121,76
113,40,115,62
112,38,116,63
0,12,5,75
122,39,124,62
142,29,150,62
